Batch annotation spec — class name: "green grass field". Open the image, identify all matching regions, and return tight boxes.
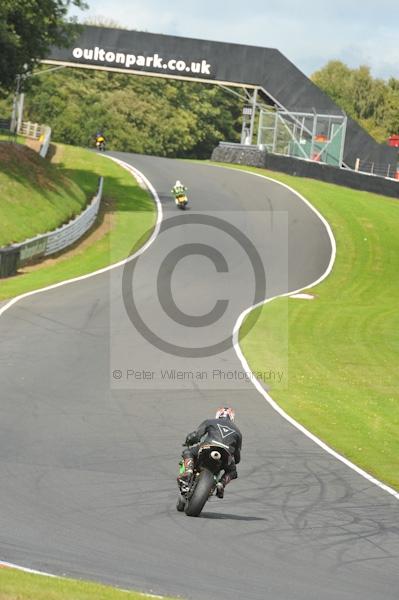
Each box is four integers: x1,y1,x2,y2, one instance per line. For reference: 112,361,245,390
0,131,26,144
0,144,156,300
0,568,177,600
0,142,87,245
224,163,399,490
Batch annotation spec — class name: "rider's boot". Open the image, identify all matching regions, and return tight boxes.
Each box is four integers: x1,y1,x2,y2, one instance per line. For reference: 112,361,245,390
216,473,232,499
215,482,224,498
177,458,194,486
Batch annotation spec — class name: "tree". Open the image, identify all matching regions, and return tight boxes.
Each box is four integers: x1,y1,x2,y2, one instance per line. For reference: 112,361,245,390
83,16,125,29
311,60,354,117
312,60,399,142
20,68,242,158
0,0,87,90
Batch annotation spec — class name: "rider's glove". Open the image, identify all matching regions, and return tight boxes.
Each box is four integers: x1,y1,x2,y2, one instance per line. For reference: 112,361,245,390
185,432,198,446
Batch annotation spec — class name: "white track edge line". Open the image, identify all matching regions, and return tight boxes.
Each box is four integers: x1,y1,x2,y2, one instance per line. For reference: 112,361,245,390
0,560,166,597
0,156,167,584
0,560,57,576
0,157,163,319
227,164,399,501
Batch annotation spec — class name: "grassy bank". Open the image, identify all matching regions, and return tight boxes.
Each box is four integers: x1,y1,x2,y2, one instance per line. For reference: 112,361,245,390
0,142,87,245
0,568,177,600
226,163,399,490
0,144,156,300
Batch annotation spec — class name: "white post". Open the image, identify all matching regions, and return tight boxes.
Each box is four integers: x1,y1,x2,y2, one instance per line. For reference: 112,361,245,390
355,158,360,171
248,88,258,145
310,111,317,160
272,111,279,153
10,75,21,133
338,116,347,168
257,110,262,145
16,93,24,133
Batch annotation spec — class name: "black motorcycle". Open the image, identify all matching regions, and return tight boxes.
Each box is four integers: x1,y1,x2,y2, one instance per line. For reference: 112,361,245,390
177,442,231,517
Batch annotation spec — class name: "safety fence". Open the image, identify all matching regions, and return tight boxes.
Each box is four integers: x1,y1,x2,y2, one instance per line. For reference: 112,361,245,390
18,120,43,138
0,119,14,141
0,177,103,278
0,119,10,131
354,158,399,180
212,143,399,199
18,120,52,158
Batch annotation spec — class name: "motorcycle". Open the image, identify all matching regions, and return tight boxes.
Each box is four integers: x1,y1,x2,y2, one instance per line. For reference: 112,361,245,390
176,442,231,517
96,138,106,151
175,193,188,210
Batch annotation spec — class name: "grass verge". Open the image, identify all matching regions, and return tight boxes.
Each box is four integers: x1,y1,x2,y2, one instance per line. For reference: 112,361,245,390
0,142,87,245
0,568,178,600
0,132,26,144
217,162,399,490
0,144,156,300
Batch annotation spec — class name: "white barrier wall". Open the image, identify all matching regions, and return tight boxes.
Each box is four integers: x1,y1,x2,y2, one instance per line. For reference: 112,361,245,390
10,177,103,265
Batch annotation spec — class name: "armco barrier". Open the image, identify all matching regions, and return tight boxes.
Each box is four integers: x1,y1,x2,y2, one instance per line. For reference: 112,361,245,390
0,177,103,278
0,247,20,278
211,143,399,199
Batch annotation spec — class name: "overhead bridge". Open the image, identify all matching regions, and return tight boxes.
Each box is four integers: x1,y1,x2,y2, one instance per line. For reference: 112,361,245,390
44,26,397,171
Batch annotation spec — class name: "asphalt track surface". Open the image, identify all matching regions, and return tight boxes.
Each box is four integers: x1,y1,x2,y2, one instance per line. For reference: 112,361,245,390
1,154,398,600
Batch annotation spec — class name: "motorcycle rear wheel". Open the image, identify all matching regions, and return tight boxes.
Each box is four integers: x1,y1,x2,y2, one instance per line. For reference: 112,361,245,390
185,469,214,517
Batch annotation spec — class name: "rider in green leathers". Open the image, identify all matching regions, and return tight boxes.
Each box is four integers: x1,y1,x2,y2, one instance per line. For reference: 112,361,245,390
171,180,187,205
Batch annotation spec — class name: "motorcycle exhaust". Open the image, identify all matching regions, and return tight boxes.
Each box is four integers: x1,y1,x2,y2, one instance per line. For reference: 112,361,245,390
211,450,221,461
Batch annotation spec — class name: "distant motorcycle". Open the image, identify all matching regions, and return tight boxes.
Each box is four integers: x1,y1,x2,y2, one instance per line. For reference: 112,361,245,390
175,193,188,210
96,137,106,151
177,442,231,516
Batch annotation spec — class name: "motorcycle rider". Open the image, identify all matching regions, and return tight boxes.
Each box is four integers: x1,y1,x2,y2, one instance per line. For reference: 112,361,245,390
95,131,106,149
178,407,242,499
171,180,187,205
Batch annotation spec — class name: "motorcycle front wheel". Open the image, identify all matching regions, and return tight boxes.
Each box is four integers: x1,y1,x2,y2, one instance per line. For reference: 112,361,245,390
185,469,214,517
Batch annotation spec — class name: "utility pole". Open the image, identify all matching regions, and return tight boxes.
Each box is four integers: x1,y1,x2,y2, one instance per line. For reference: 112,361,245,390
10,65,65,134
248,88,258,145
10,74,22,133
17,93,25,133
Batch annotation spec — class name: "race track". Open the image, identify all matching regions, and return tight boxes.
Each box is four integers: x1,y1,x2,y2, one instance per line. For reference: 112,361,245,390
1,154,398,600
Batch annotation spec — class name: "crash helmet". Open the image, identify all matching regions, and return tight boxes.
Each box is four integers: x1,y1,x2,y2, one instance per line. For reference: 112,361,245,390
175,180,182,187
215,407,235,422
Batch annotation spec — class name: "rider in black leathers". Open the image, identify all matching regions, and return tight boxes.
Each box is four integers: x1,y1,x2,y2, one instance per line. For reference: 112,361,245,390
178,407,242,498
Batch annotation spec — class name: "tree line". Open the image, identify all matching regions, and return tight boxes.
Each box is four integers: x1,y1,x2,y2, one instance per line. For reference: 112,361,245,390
6,69,242,158
312,61,399,143
2,60,396,158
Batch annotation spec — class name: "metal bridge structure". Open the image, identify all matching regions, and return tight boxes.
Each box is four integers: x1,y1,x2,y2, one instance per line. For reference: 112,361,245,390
41,25,397,174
